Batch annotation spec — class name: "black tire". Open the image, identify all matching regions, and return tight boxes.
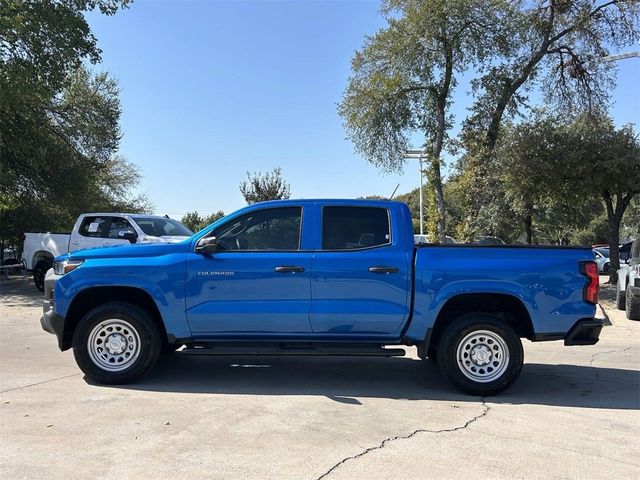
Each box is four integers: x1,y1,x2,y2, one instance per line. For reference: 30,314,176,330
33,259,51,292
603,263,610,274
436,314,524,396
626,285,640,321
72,302,162,384
616,287,626,310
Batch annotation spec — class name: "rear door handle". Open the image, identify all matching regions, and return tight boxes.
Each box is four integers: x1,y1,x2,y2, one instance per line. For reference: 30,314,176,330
275,265,305,273
368,266,399,274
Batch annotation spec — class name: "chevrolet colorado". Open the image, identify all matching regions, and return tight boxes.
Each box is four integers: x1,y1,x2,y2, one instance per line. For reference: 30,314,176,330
41,199,603,395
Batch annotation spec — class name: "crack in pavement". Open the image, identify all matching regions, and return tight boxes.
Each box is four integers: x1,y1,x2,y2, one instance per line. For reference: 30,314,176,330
589,347,633,381
0,373,81,394
315,399,489,480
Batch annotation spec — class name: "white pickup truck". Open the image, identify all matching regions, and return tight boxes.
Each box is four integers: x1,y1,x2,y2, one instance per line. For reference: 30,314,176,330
24,213,193,290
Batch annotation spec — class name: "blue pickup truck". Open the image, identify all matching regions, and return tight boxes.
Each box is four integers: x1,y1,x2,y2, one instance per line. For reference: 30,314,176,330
41,199,603,395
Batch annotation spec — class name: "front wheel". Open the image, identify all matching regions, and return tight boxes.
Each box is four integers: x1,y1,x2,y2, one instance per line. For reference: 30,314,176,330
626,285,640,321
436,315,524,396
72,302,162,384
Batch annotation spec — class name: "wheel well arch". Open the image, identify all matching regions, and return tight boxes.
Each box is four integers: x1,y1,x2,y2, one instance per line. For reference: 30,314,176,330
33,250,54,268
426,293,534,355
60,286,168,350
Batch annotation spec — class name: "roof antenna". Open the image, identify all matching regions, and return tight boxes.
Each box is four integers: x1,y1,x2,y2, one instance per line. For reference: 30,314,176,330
389,183,400,200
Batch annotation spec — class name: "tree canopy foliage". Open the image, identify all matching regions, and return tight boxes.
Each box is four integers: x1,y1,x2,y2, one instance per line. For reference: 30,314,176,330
0,0,145,257
180,211,225,233
239,168,291,205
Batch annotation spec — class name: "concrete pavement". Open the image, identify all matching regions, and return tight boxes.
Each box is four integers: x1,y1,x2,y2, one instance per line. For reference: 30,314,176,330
1,275,638,479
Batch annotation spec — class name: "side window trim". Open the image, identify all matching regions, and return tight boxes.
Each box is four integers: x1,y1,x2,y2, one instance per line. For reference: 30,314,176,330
319,205,392,252
206,206,304,252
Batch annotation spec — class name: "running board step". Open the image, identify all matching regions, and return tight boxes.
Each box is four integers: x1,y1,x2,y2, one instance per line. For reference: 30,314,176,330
181,345,406,357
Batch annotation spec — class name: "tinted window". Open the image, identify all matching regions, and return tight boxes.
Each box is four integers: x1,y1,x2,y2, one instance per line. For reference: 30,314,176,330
213,207,301,251
322,207,390,250
108,218,135,239
79,217,110,238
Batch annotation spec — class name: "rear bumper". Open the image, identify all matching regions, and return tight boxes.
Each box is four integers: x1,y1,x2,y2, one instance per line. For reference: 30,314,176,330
563,318,604,346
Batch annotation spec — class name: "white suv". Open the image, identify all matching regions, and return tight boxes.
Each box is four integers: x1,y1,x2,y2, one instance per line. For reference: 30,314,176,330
616,237,640,320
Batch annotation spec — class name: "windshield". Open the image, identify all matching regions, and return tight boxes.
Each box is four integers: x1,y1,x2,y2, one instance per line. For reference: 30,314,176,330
133,217,193,237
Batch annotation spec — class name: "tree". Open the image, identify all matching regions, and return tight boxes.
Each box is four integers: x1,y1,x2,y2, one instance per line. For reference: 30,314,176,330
462,0,640,236
338,0,507,242
180,210,225,232
239,168,291,204
564,116,640,282
0,1,145,258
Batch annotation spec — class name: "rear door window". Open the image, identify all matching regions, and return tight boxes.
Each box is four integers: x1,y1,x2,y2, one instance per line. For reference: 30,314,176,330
79,217,110,238
322,206,390,250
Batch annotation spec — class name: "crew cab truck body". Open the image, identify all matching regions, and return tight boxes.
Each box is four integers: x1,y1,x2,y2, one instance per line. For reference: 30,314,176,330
41,199,603,395
24,213,193,291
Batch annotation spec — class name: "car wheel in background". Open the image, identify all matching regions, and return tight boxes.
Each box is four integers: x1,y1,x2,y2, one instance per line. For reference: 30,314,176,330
72,302,162,384
616,288,626,310
437,315,524,396
603,263,610,274
33,259,51,292
626,285,640,321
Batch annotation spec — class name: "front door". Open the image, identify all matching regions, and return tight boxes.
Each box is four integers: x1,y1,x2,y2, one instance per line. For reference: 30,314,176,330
185,206,312,335
310,205,411,336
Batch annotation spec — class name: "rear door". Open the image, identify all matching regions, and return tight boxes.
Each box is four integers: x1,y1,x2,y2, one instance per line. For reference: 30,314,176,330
70,216,133,251
309,205,412,336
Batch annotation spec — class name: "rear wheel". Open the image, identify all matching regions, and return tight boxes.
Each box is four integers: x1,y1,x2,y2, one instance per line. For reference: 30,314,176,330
72,302,162,384
33,259,51,292
436,315,523,396
626,285,640,321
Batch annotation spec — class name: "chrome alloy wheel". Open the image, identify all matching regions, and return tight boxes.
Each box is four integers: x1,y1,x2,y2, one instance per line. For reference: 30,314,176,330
456,329,510,383
87,319,141,372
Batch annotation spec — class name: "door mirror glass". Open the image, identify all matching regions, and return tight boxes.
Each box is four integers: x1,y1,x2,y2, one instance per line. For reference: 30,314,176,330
195,236,218,254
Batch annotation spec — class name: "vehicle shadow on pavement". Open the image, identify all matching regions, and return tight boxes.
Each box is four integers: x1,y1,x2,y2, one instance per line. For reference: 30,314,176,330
0,275,42,308
101,354,640,410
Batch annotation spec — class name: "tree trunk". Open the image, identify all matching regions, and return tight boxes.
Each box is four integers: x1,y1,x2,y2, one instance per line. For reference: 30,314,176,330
430,46,453,243
604,191,632,284
524,213,533,245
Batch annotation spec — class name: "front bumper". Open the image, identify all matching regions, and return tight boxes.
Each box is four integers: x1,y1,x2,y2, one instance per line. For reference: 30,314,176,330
564,318,604,346
41,300,66,349
40,269,66,350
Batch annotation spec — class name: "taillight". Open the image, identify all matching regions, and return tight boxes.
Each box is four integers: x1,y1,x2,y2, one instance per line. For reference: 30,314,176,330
580,261,599,304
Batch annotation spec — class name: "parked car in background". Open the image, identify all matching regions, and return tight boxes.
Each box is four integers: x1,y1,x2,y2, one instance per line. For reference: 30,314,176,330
414,234,457,244
620,240,633,264
24,213,193,291
593,247,611,274
616,237,639,320
474,236,506,245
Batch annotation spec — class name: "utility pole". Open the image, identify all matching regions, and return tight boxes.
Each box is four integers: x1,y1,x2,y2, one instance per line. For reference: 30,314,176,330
404,149,427,236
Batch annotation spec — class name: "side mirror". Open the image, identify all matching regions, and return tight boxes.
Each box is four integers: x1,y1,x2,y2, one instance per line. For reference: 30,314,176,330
195,236,217,254
119,230,137,244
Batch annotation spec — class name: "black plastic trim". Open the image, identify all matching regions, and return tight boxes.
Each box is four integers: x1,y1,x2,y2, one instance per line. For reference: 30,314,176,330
564,318,604,346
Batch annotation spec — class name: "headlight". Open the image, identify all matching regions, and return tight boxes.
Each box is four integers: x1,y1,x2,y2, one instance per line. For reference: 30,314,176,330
53,259,84,275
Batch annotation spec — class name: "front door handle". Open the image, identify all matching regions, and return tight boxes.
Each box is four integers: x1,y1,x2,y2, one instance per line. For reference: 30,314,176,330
368,266,399,274
275,265,305,273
